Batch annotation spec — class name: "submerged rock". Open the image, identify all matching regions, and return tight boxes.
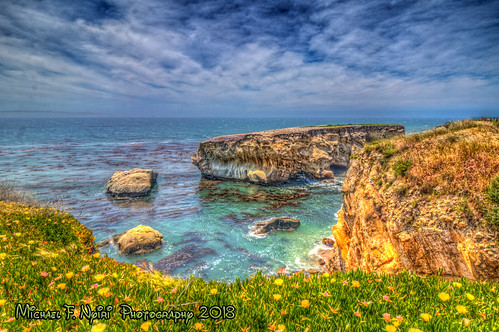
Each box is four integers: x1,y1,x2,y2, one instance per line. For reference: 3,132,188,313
253,217,301,235
153,244,217,275
192,124,404,184
106,168,157,199
116,225,163,255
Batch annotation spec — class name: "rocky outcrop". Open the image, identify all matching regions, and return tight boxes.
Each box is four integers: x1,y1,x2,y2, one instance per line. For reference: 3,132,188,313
252,217,301,234
116,225,163,255
192,125,404,184
106,168,157,199
323,121,499,281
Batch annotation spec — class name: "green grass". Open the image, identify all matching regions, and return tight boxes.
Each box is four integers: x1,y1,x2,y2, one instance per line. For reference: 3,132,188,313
0,201,498,331
393,160,412,177
485,175,499,228
303,124,401,128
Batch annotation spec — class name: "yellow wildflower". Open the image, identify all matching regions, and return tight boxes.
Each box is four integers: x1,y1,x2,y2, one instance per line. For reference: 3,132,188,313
274,278,284,286
352,280,360,288
463,318,470,327
420,313,431,322
408,329,424,332
386,325,397,332
453,282,462,288
278,324,286,331
51,267,57,272
57,283,66,290
112,273,118,278
28,240,35,244
98,287,110,296
91,323,106,332
94,274,106,282
0,299,6,306
14,232,21,237
93,253,100,258
466,293,475,301
141,322,151,331
81,265,90,272
210,288,217,295
301,300,310,308
65,272,74,279
195,322,203,330
273,294,282,301
0,253,6,259
323,272,330,278
438,292,450,301
456,305,467,314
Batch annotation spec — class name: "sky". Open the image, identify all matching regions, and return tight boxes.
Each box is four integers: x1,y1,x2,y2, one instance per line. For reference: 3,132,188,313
0,0,498,118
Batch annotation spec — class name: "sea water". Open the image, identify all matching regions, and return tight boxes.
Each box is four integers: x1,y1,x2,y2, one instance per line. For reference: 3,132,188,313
0,117,454,281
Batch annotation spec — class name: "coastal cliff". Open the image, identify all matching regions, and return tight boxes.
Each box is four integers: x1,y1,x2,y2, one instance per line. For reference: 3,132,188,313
324,120,499,281
192,124,404,183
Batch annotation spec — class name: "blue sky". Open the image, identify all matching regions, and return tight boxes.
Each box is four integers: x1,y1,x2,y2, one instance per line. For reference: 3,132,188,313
0,0,498,117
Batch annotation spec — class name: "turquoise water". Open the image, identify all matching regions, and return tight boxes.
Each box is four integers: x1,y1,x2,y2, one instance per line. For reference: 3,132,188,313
0,117,454,281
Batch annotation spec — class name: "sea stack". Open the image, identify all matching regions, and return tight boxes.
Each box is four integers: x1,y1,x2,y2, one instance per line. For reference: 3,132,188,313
192,124,405,184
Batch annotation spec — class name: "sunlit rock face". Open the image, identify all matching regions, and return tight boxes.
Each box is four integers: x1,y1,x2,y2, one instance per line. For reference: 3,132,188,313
324,122,499,281
191,125,405,184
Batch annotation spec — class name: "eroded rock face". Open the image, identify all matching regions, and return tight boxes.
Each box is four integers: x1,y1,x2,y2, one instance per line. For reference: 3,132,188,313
253,217,301,235
192,125,404,184
324,126,499,281
106,168,157,198
117,225,163,255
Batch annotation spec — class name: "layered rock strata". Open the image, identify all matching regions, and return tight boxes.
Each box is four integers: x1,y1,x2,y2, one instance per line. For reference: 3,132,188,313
192,125,405,184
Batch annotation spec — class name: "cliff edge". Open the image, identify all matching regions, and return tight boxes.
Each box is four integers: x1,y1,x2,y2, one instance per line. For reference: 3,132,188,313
325,120,499,281
192,124,404,184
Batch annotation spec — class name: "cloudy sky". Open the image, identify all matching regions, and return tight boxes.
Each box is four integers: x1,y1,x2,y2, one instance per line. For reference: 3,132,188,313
0,0,498,117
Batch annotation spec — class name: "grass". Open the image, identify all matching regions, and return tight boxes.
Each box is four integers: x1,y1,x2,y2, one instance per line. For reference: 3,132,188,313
0,201,498,331
485,175,499,228
363,120,499,231
303,124,402,128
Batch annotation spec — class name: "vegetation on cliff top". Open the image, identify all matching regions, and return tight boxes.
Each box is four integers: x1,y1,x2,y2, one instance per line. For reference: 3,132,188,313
364,120,499,233
0,195,498,330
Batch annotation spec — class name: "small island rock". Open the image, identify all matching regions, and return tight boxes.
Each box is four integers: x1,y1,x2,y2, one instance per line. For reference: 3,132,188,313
253,217,300,235
117,225,163,255
106,168,157,199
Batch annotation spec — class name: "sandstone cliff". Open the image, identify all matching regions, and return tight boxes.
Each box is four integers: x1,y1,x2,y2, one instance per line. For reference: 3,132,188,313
192,125,404,184
324,120,499,281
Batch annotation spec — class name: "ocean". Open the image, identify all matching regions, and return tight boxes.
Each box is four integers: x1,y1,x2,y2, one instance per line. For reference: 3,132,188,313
0,117,455,281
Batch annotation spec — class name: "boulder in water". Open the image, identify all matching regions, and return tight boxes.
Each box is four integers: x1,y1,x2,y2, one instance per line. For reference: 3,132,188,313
116,225,163,255
253,217,300,235
106,168,157,199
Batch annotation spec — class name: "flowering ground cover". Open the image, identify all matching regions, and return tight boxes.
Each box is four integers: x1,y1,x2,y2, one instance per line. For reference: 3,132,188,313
0,201,497,331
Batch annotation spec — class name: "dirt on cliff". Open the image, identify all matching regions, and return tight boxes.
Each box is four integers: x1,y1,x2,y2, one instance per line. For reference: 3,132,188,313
324,120,499,281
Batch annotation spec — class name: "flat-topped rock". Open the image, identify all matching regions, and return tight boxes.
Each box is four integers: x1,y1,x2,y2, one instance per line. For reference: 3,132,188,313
106,168,157,199
192,124,404,184
116,225,163,255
